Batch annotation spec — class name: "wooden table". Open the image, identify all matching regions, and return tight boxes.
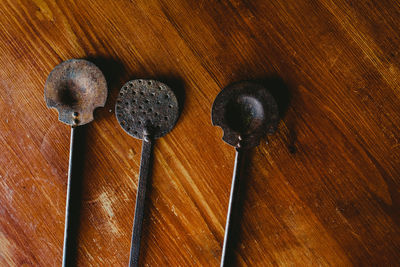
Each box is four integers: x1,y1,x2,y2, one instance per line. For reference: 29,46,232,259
1,0,400,266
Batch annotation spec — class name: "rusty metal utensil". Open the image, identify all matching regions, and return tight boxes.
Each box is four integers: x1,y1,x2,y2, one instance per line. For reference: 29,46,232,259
115,79,179,267
44,59,107,267
212,81,279,267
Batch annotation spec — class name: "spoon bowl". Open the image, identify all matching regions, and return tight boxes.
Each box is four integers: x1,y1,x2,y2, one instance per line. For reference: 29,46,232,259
212,81,279,148
44,59,107,126
115,79,179,139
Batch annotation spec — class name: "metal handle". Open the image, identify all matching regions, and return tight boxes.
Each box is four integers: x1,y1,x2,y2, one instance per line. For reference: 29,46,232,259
62,127,76,267
129,135,154,267
220,148,247,267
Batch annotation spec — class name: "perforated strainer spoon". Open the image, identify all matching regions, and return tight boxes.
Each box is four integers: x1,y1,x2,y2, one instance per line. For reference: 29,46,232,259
44,59,107,267
115,79,179,267
212,81,279,267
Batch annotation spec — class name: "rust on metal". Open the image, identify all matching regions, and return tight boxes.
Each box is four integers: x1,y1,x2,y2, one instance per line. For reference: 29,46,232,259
115,79,179,139
211,81,279,267
44,59,108,126
115,79,180,267
211,81,279,148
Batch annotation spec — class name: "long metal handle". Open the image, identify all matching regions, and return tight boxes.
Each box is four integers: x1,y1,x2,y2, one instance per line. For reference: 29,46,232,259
220,148,246,267
62,127,76,267
129,136,154,267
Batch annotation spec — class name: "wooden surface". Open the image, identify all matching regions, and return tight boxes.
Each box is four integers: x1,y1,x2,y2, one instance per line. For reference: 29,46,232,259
1,0,400,266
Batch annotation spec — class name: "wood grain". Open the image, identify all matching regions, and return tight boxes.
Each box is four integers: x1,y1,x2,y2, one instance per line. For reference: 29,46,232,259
1,0,400,266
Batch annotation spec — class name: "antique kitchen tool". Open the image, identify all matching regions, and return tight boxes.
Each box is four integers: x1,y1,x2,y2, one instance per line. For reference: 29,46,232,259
44,59,107,267
115,79,179,267
212,81,279,267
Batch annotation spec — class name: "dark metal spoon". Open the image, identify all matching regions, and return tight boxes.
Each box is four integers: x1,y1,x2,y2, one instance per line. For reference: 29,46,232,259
44,59,107,267
115,79,179,267
211,81,279,267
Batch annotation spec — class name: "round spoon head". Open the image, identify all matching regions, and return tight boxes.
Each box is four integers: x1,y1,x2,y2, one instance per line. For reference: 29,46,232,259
115,79,179,139
212,81,279,148
44,59,108,126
